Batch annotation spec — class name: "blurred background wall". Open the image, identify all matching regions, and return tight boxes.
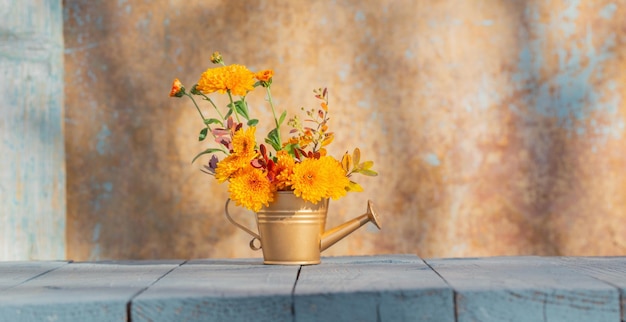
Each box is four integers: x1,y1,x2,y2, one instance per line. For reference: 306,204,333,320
57,0,626,260
0,1,65,260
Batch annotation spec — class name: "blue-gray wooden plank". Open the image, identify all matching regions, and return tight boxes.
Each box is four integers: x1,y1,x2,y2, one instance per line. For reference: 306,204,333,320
559,257,626,322
0,0,66,260
131,258,299,322
0,261,182,322
0,261,67,291
427,256,621,322
293,255,455,322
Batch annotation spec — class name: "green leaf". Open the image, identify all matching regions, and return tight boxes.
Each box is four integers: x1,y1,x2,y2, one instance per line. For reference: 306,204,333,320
247,119,259,126
278,110,287,126
346,181,364,192
233,100,250,120
356,169,378,177
359,160,374,170
191,148,223,164
224,108,233,119
284,143,299,157
204,118,222,126
198,128,208,141
265,128,281,151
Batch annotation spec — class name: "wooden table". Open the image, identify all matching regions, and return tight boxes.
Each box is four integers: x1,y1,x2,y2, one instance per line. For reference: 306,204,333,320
0,255,624,321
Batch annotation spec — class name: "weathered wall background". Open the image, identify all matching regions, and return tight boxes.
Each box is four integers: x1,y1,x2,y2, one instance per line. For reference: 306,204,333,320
63,0,626,260
0,1,65,260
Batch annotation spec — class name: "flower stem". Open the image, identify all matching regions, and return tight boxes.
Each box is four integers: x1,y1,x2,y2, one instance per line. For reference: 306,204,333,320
266,86,281,143
199,93,225,122
186,93,218,139
227,91,241,123
186,93,207,122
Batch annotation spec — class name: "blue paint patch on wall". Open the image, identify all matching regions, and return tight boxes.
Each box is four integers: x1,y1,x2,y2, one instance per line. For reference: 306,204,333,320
600,3,617,19
90,180,113,213
89,244,101,260
559,0,580,37
92,223,101,242
337,64,350,81
513,3,618,136
355,11,365,22
96,125,111,155
423,153,440,166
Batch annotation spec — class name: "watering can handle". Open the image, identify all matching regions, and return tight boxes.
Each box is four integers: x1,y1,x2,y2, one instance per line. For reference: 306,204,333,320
224,199,262,251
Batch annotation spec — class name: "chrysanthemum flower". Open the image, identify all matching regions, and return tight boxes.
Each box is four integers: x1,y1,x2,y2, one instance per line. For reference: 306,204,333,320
290,156,349,203
196,64,255,96
228,165,274,212
215,153,249,183
321,157,350,200
232,126,257,155
255,69,273,82
273,150,295,190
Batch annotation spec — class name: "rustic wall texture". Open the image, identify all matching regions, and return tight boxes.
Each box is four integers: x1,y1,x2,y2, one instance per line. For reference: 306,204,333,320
64,0,626,260
0,1,65,260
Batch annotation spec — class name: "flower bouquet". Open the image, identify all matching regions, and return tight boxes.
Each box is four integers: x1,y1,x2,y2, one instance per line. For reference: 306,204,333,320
169,52,380,264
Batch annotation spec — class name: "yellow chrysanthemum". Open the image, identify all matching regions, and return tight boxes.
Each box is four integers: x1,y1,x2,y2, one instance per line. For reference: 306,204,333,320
228,166,274,212
290,156,349,203
274,150,295,190
232,126,257,155
215,153,253,183
196,64,255,96
214,127,258,182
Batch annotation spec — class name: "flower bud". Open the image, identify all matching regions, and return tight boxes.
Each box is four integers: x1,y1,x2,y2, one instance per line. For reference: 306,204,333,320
210,51,223,64
169,78,185,97
255,69,273,87
190,84,201,95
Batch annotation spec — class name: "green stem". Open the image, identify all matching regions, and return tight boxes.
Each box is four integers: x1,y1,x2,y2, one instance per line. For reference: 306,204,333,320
187,93,207,122
199,93,225,121
186,93,217,139
226,91,241,123
266,86,281,143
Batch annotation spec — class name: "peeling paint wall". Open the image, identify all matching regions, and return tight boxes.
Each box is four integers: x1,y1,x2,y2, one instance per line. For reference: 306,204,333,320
0,1,66,260
64,0,626,260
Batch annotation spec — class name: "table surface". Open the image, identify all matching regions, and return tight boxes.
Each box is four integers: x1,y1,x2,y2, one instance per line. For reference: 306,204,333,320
0,255,625,322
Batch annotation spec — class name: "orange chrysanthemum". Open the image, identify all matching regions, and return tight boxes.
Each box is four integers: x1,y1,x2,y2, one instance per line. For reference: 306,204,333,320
214,153,251,183
232,126,257,155
290,156,349,204
255,69,273,82
273,150,295,190
196,64,255,96
228,165,274,212
215,127,258,182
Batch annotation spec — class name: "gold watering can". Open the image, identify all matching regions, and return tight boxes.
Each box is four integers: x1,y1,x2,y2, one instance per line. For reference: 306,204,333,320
225,191,382,265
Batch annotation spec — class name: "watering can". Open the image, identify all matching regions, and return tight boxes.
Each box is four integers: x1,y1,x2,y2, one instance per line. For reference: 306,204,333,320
225,191,382,265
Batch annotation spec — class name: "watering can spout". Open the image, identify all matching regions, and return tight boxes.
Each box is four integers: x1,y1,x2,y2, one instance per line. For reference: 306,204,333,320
320,200,382,252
